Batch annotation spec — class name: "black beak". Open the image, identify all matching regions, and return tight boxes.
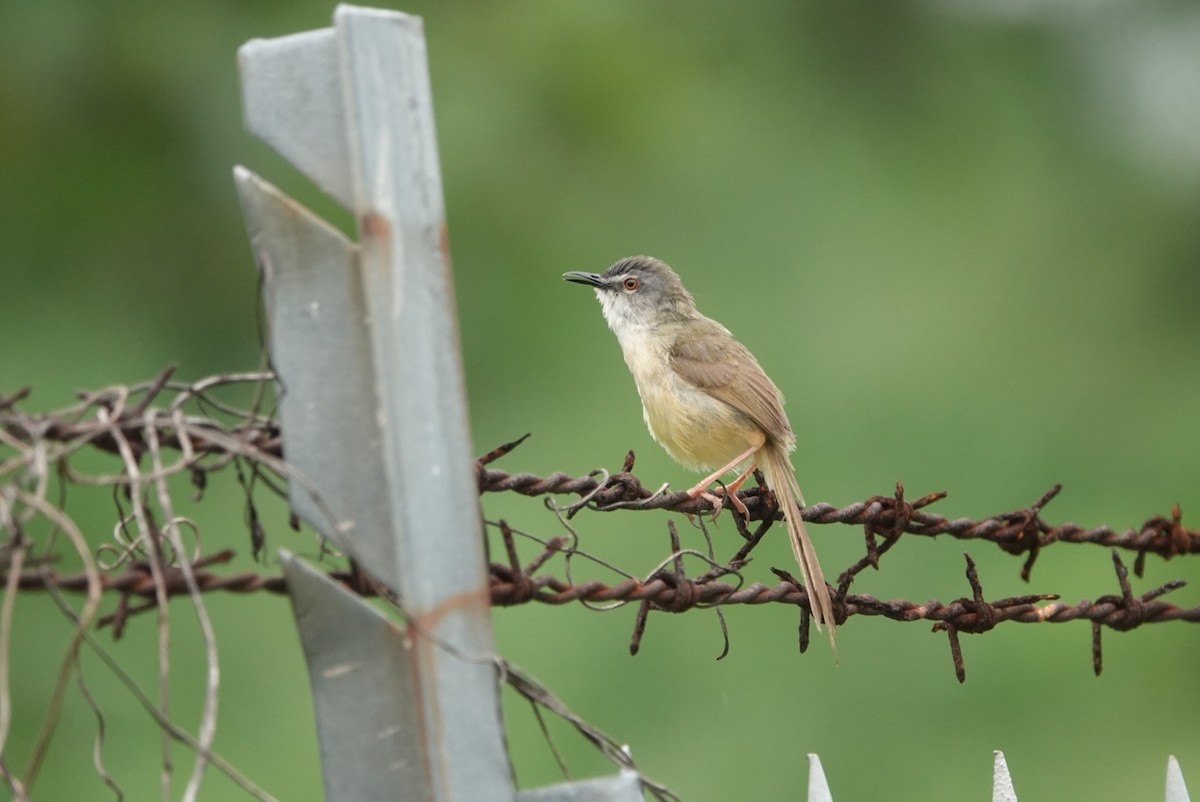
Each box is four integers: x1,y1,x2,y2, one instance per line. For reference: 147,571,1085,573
563,271,609,290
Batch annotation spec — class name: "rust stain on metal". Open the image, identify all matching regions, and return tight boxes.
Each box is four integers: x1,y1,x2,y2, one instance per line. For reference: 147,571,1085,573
399,584,492,794
436,223,451,262
411,585,491,632
360,211,391,241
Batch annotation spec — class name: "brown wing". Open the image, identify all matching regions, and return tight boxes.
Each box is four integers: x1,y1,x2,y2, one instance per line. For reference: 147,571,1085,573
668,317,794,444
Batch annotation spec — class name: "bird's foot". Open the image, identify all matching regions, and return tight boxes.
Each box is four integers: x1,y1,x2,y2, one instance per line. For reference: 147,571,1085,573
688,484,750,521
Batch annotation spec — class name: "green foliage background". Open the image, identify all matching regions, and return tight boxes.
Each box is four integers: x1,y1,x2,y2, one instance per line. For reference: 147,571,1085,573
2,1,1198,800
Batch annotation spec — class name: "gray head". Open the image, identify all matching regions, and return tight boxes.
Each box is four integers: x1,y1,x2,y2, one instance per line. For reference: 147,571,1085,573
563,255,697,332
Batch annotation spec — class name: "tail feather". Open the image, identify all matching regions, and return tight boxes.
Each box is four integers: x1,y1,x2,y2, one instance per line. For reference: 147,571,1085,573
759,445,837,653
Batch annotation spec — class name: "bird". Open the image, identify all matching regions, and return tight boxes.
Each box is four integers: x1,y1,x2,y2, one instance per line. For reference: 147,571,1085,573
564,255,836,649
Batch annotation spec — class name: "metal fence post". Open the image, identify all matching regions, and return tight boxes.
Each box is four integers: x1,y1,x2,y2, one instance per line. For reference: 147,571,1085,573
235,6,642,801
236,6,508,801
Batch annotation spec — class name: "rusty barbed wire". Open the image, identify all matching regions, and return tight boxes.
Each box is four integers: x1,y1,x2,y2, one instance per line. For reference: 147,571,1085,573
0,368,283,477
2,375,1198,687
6,386,1196,577
17,544,1196,630
483,511,1200,680
11,536,1197,682
477,440,1200,580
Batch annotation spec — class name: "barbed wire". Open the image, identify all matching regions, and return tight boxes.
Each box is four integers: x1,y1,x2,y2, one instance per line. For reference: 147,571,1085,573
1,369,1198,802
472,441,1198,678
12,531,1197,684
6,384,1196,579
4,379,1199,665
476,434,1200,580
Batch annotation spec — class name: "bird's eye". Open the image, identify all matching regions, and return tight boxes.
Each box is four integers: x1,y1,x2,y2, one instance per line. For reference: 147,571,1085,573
622,277,639,291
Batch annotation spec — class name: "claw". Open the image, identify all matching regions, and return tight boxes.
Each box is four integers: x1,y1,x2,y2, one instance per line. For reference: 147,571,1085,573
691,487,748,523
704,490,726,522
727,491,750,518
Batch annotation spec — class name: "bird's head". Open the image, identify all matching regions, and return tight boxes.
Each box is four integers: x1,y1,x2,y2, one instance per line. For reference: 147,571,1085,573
563,255,697,332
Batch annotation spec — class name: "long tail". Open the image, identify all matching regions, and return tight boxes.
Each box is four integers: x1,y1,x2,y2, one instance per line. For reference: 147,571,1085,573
759,444,837,653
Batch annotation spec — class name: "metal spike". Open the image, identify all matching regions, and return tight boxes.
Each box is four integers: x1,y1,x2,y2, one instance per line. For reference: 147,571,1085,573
1167,756,1191,802
993,751,1018,802
807,754,833,802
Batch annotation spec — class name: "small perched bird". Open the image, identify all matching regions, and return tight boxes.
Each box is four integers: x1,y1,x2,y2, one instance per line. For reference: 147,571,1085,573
564,255,836,648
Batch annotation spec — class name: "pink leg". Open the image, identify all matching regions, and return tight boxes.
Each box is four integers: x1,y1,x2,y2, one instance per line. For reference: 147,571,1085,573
698,462,756,517
686,443,760,518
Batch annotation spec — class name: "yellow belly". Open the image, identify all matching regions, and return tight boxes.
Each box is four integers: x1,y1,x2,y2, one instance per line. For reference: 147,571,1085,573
636,364,760,472
613,323,763,473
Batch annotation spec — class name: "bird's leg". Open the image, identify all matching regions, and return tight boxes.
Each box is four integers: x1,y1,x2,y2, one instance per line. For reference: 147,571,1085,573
704,464,757,518
687,444,760,519
721,463,757,514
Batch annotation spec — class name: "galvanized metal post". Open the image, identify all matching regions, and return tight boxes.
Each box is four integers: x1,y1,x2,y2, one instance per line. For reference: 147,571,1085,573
236,6,508,801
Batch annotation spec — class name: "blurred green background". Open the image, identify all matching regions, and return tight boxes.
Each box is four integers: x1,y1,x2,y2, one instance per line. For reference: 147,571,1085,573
2,0,1199,799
